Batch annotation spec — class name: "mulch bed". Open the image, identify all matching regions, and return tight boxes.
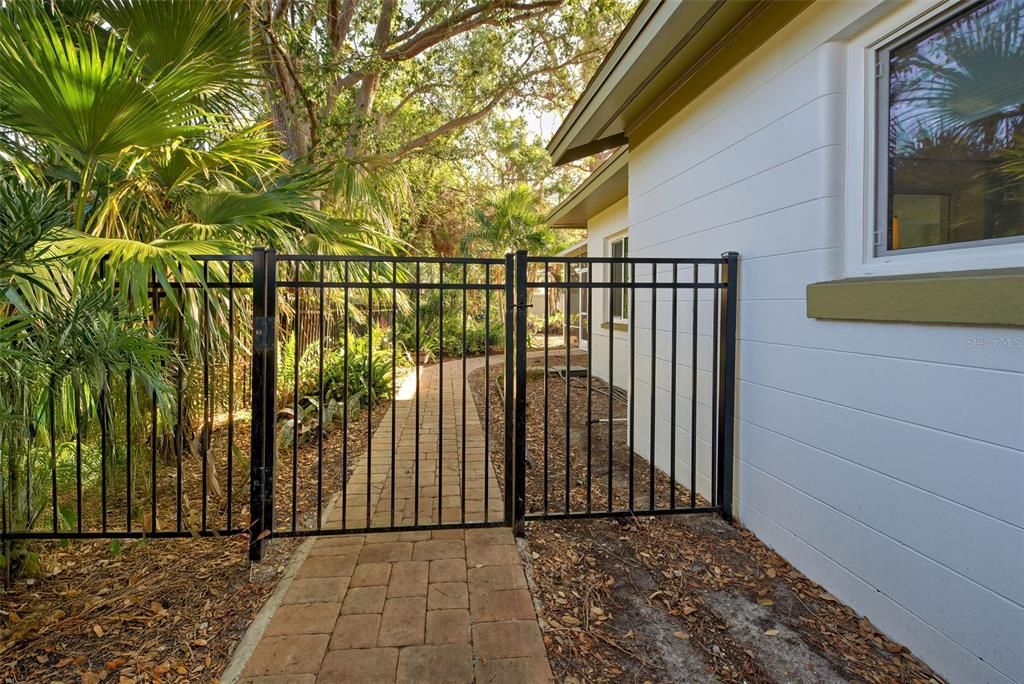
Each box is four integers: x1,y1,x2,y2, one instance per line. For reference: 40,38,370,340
0,401,388,683
467,356,943,684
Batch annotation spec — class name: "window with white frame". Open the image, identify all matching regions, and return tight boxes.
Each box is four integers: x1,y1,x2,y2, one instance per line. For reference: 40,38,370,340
876,0,1024,256
609,235,629,321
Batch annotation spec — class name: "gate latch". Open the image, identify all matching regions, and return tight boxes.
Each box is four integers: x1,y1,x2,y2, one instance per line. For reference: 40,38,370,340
254,316,274,350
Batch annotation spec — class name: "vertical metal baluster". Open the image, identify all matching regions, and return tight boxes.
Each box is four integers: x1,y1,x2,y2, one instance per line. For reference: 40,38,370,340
438,264,444,525
150,379,158,534
26,421,32,531
292,260,299,533
628,263,636,511
542,261,549,516
564,262,571,515
649,264,657,511
502,255,514,526
461,262,468,524
711,262,720,508
671,263,679,510
202,262,210,532
367,262,374,528
718,253,739,520
49,381,57,532
342,262,350,530
690,264,699,509
100,380,108,533
227,261,235,531
74,380,82,533
151,270,160,534
512,251,528,531
667,264,675,509
125,369,132,533
483,263,491,522
391,261,397,527
607,260,615,512
586,263,593,514
176,306,183,532
415,262,421,526
317,260,325,530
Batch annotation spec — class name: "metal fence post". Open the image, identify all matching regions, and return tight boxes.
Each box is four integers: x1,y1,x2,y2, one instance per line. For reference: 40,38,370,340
512,250,529,535
503,254,515,528
717,252,739,521
249,248,278,561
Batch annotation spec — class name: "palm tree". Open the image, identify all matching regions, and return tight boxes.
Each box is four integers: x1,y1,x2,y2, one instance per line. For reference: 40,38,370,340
0,1,404,301
0,1,408,542
459,184,559,257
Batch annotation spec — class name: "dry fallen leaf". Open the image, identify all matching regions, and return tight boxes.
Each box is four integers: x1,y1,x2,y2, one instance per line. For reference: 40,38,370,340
672,631,690,640
92,624,104,637
765,628,780,636
757,598,775,607
682,605,698,616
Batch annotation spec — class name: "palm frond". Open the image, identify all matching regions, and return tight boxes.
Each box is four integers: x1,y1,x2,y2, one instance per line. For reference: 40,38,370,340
100,0,259,117
0,5,208,163
56,234,230,309
151,122,287,192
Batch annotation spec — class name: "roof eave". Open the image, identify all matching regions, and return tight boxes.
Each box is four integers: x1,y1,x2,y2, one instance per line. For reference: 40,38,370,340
548,1,813,166
546,148,628,228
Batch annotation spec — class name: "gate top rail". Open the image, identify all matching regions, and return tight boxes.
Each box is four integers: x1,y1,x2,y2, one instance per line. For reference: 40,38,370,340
277,254,507,265
186,254,254,262
525,255,729,265
173,253,730,266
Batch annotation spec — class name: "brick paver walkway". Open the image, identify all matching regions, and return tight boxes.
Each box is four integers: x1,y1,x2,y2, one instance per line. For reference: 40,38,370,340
326,354,505,530
237,358,553,683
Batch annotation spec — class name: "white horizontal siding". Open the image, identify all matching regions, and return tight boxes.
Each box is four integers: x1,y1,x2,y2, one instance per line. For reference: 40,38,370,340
623,1,1024,682
739,495,1020,684
740,299,1024,373
738,339,1023,452
585,200,632,388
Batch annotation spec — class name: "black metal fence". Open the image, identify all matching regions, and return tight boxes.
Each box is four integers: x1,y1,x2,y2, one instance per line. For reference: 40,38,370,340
511,253,738,527
1,255,255,542
0,249,737,560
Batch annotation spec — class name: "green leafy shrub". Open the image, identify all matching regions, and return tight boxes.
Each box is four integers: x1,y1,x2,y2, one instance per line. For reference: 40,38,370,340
395,287,506,362
277,324,408,447
418,314,504,361
529,310,563,335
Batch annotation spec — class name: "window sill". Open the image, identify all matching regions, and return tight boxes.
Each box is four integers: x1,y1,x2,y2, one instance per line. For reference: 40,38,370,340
600,322,629,332
806,268,1024,327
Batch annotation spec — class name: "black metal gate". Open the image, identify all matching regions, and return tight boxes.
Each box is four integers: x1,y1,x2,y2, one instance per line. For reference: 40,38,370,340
247,252,515,560
0,250,737,561
508,253,738,530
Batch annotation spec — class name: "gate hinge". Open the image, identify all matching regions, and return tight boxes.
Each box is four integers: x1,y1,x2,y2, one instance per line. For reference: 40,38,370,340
254,316,274,350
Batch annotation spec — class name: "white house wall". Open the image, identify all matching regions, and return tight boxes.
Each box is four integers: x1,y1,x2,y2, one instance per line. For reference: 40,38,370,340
624,2,1024,683
585,198,632,390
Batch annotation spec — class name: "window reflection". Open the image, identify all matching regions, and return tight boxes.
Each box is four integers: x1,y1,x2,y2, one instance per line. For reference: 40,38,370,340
884,0,1024,251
